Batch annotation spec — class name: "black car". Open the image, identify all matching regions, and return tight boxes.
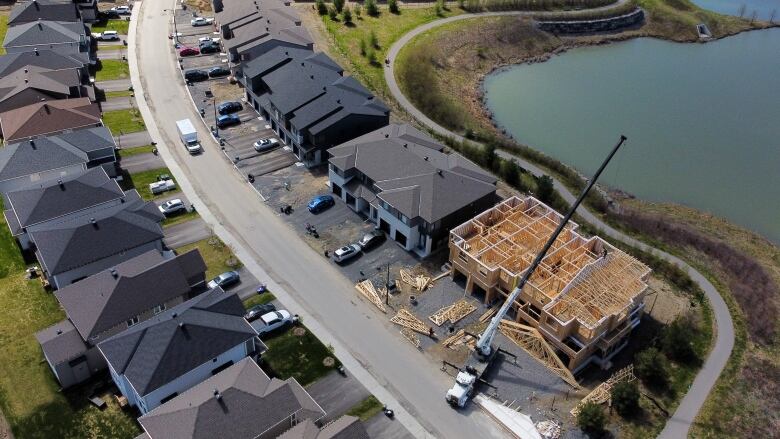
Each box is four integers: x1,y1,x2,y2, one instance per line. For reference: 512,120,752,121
99,10,120,19
216,114,241,128
208,67,230,78
184,69,208,82
217,101,242,115
358,230,386,250
200,43,220,54
244,303,277,322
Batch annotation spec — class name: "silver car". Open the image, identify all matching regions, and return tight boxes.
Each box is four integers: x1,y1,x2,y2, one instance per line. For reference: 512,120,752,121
333,244,361,263
253,138,280,153
158,199,186,215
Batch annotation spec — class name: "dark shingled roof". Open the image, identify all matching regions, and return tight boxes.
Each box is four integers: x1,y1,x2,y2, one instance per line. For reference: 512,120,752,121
55,249,207,341
29,198,164,275
9,0,80,25
6,167,123,228
138,357,324,439
278,416,369,439
98,291,260,396
0,66,82,111
328,124,496,223
3,20,86,48
0,98,101,142
35,319,88,365
261,51,342,115
0,50,85,77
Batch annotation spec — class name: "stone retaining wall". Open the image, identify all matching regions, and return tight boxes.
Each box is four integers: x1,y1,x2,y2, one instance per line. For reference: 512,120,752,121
537,8,644,34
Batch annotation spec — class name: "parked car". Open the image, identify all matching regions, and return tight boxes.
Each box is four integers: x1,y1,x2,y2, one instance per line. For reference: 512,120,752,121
158,199,187,216
93,30,120,41
358,230,386,250
216,114,241,128
199,43,220,54
217,101,242,115
190,17,214,26
207,271,240,289
253,138,280,153
179,46,199,57
333,244,361,263
244,303,276,322
100,9,120,19
198,36,221,44
149,179,176,194
184,70,209,82
254,310,296,336
307,195,335,213
208,67,230,78
112,5,131,14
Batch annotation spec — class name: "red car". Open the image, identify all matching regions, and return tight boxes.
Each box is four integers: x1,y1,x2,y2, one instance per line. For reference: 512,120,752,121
179,46,199,56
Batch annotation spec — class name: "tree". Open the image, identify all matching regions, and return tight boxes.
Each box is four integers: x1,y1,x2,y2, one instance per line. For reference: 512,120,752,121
435,0,443,16
536,175,554,203
333,0,345,13
661,317,698,363
365,0,379,16
635,347,669,387
359,38,367,56
482,143,498,171
388,0,400,14
315,0,327,15
366,47,377,66
611,381,640,417
576,402,606,435
342,6,352,24
500,159,520,187
328,5,338,20
369,29,379,49
354,3,362,18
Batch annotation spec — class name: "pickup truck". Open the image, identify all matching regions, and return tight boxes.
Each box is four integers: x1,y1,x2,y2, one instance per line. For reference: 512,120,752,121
149,179,176,194
253,310,296,336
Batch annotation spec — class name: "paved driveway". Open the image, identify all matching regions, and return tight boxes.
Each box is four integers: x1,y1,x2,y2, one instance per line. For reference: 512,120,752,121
120,151,164,173
307,371,370,422
96,78,131,92
116,130,153,149
164,216,210,248
101,97,134,111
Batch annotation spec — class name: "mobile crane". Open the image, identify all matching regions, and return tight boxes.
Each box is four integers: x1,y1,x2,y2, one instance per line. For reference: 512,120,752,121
445,136,627,408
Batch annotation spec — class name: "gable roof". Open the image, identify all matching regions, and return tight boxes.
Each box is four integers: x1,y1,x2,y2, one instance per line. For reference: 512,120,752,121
220,0,311,55
9,0,80,25
261,51,342,115
0,66,81,110
98,290,260,396
0,97,101,142
0,50,86,77
35,319,88,365
29,198,164,275
278,416,369,439
139,357,324,439
55,249,207,341
3,20,86,48
0,126,115,181
6,167,122,229
328,124,496,223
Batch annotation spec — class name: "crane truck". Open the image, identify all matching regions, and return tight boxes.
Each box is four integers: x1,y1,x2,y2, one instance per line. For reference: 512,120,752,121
445,136,628,408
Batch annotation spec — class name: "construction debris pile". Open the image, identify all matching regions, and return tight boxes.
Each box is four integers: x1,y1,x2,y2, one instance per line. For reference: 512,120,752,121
396,268,431,294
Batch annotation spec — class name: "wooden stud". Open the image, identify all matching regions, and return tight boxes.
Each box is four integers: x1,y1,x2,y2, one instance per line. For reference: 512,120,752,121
355,279,386,313
499,320,580,389
390,308,430,335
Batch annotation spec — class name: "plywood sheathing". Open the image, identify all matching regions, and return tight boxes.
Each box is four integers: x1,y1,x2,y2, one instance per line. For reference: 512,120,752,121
570,365,636,416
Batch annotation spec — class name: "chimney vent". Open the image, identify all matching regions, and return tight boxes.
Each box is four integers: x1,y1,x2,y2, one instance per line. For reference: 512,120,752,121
424,156,429,161
403,143,408,148
56,329,62,335
384,134,389,138
437,169,443,176
90,218,97,227
172,312,178,319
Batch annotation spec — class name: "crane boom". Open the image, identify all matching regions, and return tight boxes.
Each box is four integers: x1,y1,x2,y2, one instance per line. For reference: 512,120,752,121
475,136,627,357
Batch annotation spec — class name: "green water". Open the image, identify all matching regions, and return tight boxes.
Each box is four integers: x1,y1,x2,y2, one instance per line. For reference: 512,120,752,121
483,30,780,242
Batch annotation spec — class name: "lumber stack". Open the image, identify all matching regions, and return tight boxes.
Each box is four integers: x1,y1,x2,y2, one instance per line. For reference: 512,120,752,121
478,307,498,323
400,328,421,348
428,299,477,326
398,268,431,292
355,279,386,313
570,365,635,416
429,304,455,326
390,308,430,335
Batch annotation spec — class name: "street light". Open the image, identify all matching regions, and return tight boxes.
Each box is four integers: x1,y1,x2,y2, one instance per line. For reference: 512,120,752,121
212,95,218,138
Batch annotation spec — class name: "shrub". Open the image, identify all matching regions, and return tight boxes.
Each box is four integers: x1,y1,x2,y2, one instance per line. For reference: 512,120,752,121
388,0,400,13
535,174,554,204
365,0,379,16
327,5,338,20
316,0,327,15
366,47,377,65
500,159,520,187
611,381,640,417
354,3,362,18
576,402,606,434
333,0,345,13
661,317,699,363
359,38,367,56
369,29,379,49
342,6,352,23
435,2,443,16
635,347,669,387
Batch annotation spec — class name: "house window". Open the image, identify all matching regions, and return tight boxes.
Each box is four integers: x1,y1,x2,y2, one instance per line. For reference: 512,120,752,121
126,316,139,327
153,304,166,315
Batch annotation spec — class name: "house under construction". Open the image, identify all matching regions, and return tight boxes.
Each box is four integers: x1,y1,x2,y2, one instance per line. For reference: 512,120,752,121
448,196,651,373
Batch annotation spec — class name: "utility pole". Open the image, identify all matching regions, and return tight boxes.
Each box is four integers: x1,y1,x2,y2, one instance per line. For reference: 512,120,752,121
385,262,391,304
212,95,218,138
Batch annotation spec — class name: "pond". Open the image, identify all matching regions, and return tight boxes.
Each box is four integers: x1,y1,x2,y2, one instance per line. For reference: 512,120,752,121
483,29,780,242
691,0,778,20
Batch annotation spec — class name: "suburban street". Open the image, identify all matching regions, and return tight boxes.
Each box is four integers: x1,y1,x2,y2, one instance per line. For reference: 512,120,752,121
383,14,735,439
130,1,505,438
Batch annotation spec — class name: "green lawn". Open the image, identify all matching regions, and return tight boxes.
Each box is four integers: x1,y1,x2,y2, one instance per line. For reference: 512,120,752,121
345,395,384,422
123,167,177,200
0,205,139,438
161,210,200,228
104,90,134,99
90,19,130,35
175,237,241,279
98,44,127,51
102,109,146,135
0,15,8,55
261,325,339,386
243,293,276,310
117,144,154,158
94,59,129,81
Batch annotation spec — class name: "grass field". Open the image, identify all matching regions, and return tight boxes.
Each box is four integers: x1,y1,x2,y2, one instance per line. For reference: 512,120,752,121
98,44,127,51
90,19,130,35
102,109,146,135
0,15,7,55
0,205,139,439
175,237,241,280
117,144,154,158
345,395,383,422
94,59,129,81
243,293,276,309
262,325,339,386
122,167,177,200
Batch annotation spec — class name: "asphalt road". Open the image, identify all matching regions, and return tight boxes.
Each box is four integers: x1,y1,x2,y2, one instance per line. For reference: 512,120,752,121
130,2,505,438
383,12,734,439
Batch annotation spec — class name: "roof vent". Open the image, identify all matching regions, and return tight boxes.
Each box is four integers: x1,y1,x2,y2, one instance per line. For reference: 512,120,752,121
24,79,28,84
367,96,374,100
384,134,389,138
178,322,185,329
403,143,408,148
437,169,443,176
424,156,429,161
29,139,35,149
34,48,39,55
213,388,221,400
336,99,341,104
24,68,28,73
172,312,178,319
310,75,314,80
110,268,118,278
43,103,50,114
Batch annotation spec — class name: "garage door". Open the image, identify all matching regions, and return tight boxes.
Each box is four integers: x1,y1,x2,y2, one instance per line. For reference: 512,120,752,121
395,230,407,247
332,183,342,197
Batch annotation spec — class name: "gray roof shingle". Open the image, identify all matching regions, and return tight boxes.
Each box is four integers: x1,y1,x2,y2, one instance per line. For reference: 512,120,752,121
3,20,87,48
98,290,260,396
261,51,342,115
138,357,325,439
0,50,86,76
6,167,123,228
54,249,207,341
9,0,80,25
278,416,369,439
35,319,88,365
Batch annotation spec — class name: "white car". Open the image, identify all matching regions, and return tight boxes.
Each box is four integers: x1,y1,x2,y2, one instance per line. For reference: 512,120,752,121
333,244,361,263
149,179,176,194
158,199,186,215
198,36,221,44
190,17,214,26
253,138,280,153
94,30,120,41
254,310,296,335
112,5,131,14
